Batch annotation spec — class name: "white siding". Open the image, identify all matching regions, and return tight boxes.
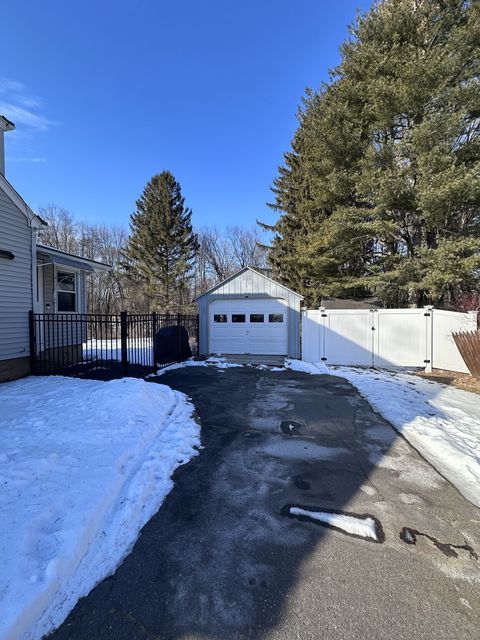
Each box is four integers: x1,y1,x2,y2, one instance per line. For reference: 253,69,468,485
196,268,302,358
0,186,32,360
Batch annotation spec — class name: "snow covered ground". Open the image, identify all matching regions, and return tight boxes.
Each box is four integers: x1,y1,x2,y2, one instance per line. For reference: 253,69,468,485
285,360,480,509
154,356,243,375
0,376,200,640
83,338,153,366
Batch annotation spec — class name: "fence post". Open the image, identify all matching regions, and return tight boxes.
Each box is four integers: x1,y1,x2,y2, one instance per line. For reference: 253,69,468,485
196,313,200,357
319,307,328,362
424,306,434,373
29,310,36,375
370,308,378,368
120,311,128,377
152,312,157,370
177,313,181,361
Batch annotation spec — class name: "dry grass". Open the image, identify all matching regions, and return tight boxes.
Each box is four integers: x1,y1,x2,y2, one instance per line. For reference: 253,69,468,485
416,369,480,395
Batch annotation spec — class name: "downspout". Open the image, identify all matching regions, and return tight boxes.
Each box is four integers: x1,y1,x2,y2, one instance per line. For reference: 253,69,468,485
29,225,38,368
30,226,38,315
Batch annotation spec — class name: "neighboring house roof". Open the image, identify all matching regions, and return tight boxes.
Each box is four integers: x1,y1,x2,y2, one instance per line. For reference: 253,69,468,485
36,244,112,273
0,173,47,229
320,296,381,309
194,266,304,301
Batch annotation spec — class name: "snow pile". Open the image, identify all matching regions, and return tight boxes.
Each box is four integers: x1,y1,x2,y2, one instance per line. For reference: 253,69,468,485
286,360,480,508
0,376,200,640
155,356,243,375
285,358,329,374
289,507,381,542
206,357,243,369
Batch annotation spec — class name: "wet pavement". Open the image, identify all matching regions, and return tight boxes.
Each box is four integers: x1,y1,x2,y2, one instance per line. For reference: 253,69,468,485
49,366,480,639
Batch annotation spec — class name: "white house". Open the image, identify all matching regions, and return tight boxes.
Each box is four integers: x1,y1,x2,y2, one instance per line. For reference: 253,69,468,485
0,115,110,382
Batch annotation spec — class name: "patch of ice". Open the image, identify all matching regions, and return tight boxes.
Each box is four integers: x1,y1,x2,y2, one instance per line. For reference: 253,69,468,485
262,438,349,462
400,493,423,505
360,485,377,496
289,507,380,541
213,361,243,369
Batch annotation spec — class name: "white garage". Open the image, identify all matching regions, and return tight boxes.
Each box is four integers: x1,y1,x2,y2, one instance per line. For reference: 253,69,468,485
195,267,303,359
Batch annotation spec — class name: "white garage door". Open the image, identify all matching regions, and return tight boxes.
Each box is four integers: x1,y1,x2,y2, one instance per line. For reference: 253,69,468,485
209,298,288,355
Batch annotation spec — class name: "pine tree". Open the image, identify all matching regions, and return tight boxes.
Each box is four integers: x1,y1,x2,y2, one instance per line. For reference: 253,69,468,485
125,171,199,311
268,0,480,307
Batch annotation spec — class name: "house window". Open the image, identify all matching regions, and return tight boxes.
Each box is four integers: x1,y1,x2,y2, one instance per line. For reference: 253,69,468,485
269,313,284,323
250,314,264,323
57,271,77,312
214,314,227,323
232,314,246,323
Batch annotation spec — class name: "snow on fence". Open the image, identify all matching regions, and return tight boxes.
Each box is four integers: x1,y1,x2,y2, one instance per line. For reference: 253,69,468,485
301,307,477,373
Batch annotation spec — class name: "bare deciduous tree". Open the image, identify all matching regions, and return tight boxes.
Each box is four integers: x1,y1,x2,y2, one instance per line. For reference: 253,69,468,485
228,226,268,270
195,225,269,294
37,204,271,313
37,204,79,254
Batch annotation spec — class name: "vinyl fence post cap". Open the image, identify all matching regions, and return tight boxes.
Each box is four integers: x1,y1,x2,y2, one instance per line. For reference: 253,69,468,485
423,305,434,310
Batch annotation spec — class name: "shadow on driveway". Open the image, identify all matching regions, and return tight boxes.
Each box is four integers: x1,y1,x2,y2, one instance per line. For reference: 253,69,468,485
49,367,480,640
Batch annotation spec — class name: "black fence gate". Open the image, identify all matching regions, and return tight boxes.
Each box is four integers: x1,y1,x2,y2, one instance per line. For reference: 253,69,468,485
29,311,199,380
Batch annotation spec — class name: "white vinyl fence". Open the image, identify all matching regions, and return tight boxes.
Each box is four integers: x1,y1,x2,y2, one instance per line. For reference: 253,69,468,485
302,307,477,373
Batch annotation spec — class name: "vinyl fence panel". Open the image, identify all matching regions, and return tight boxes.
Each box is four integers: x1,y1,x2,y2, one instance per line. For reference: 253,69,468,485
302,307,477,374
301,310,324,363
374,309,428,368
324,310,372,366
432,310,477,373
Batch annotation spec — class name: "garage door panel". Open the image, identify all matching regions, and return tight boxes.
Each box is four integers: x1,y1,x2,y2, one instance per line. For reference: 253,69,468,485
209,298,288,355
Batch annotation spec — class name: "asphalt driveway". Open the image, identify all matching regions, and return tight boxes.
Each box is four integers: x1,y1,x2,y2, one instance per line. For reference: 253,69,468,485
50,366,480,639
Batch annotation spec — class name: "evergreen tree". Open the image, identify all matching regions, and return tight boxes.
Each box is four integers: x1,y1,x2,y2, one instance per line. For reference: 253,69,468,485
125,171,199,311
268,0,480,307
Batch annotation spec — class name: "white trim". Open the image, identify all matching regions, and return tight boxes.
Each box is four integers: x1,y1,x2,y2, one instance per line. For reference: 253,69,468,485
55,265,80,313
35,264,46,353
36,262,45,313
31,229,37,315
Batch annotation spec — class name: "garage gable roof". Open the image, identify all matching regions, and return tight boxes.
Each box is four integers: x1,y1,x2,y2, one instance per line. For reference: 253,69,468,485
194,266,303,301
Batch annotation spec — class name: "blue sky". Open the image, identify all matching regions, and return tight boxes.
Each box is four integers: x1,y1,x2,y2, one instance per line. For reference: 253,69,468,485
1,0,372,232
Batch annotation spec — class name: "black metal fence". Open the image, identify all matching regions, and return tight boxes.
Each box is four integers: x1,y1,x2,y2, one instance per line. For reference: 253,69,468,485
29,311,199,380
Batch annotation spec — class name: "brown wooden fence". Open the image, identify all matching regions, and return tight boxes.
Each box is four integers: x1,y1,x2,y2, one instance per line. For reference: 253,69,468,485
452,330,480,377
